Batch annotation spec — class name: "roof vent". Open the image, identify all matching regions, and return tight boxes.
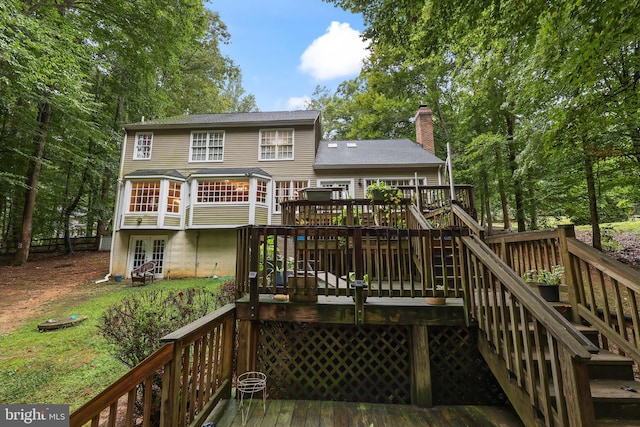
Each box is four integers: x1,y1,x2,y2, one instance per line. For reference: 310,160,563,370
328,143,338,148
347,142,357,148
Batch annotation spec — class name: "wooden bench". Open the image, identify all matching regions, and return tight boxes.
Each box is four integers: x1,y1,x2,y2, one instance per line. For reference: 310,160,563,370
131,261,156,285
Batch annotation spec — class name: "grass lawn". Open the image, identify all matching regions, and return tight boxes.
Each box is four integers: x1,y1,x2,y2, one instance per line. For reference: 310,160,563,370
0,277,227,411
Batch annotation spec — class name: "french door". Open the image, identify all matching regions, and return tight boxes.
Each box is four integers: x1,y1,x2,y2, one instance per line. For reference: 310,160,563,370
128,236,167,278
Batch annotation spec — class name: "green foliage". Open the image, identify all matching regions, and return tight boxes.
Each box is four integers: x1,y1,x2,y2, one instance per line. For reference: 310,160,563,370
100,288,218,368
522,265,564,285
366,181,402,203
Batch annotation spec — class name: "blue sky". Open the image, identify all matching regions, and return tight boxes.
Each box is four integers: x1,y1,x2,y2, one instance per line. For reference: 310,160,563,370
210,1,368,112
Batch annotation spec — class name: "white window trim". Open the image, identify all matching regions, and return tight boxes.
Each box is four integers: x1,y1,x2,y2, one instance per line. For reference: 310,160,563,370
318,179,355,198
189,130,225,163
133,132,153,160
273,180,309,213
258,128,295,161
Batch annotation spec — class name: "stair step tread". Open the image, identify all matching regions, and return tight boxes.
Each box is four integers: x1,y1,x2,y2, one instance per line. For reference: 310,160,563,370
528,348,633,365
590,379,640,401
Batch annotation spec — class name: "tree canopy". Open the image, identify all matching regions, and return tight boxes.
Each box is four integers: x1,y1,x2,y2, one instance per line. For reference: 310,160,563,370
321,0,640,247
0,0,256,263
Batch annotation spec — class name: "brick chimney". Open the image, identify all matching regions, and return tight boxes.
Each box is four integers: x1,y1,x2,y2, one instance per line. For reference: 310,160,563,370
415,105,435,154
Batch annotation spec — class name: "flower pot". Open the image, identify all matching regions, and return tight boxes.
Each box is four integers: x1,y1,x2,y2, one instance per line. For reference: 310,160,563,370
369,189,384,201
536,283,560,302
302,188,332,201
425,297,446,305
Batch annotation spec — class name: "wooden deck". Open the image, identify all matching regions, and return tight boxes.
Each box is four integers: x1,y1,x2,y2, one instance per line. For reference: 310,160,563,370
208,399,523,427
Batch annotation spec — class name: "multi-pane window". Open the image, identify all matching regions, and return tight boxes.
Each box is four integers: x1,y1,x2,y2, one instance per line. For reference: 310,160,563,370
256,180,268,204
129,181,160,212
166,182,181,213
259,129,294,160
197,180,250,203
134,133,153,160
274,180,307,212
190,131,224,162
365,178,425,189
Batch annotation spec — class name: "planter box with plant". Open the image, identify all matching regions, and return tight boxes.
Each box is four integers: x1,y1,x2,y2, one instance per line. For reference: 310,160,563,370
522,265,564,302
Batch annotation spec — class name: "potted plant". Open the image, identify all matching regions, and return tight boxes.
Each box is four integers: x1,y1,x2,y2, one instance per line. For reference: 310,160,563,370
522,265,564,302
366,181,402,202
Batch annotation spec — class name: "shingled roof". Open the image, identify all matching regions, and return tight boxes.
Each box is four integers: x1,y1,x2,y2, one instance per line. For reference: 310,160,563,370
314,139,445,169
124,110,320,130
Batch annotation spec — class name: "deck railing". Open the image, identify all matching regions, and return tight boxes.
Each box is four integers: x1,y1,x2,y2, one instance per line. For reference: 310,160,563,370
461,234,598,426
280,199,412,228
398,184,477,218
485,225,640,385
70,304,236,427
236,225,465,299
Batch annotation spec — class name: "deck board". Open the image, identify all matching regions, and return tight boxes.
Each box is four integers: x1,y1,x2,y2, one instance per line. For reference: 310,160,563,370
209,399,523,427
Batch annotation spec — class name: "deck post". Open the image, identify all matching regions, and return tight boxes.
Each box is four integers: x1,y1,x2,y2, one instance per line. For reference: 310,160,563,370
559,346,595,426
411,325,432,407
237,319,259,378
558,225,581,324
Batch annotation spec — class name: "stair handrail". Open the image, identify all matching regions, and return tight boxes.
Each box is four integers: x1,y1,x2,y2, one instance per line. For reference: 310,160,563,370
463,234,597,356
451,204,484,238
461,234,596,426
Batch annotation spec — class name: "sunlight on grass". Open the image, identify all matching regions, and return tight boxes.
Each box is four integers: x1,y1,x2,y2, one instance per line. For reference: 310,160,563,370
0,277,227,410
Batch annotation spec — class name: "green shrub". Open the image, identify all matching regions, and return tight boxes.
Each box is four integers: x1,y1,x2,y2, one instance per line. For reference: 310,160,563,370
100,288,218,368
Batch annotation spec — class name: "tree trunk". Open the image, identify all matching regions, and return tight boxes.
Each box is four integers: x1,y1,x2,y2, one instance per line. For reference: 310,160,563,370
505,112,526,231
14,102,51,265
583,140,602,250
495,151,511,231
481,170,493,234
63,162,89,254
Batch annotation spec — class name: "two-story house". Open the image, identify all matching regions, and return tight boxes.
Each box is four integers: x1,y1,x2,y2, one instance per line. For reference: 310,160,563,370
110,106,445,279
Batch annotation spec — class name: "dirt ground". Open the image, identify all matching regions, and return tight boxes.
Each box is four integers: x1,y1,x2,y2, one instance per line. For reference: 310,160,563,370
1,231,638,336
0,251,110,335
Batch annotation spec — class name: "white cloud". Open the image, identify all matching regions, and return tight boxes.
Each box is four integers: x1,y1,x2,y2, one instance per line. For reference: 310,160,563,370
286,96,311,110
299,21,369,80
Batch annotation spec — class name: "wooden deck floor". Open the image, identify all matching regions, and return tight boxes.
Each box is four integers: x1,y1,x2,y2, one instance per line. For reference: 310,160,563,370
209,399,523,427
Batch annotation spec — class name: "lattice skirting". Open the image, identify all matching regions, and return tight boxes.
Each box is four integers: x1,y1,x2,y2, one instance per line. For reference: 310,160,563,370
255,322,507,405
428,326,509,405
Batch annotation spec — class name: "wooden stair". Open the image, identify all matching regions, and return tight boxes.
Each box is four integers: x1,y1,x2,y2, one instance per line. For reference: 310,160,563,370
518,307,640,424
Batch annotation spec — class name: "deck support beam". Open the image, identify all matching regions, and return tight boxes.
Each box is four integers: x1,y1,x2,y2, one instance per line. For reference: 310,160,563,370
411,325,432,407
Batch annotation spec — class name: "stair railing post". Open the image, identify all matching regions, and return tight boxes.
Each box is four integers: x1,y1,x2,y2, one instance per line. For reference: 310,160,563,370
559,347,596,426
558,225,581,324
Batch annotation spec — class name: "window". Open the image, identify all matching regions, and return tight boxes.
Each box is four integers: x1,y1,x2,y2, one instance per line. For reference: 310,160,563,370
198,180,250,203
134,133,153,160
190,131,224,162
365,178,425,189
256,180,268,204
166,182,181,213
129,181,160,212
274,180,308,212
259,129,294,160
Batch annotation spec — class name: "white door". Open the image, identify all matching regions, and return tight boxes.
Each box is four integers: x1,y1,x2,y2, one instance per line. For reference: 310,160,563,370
128,236,166,278
318,179,354,198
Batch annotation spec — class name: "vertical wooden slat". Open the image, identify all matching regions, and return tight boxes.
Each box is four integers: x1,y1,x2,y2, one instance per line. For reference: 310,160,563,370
532,321,552,425
125,389,135,427
142,377,153,427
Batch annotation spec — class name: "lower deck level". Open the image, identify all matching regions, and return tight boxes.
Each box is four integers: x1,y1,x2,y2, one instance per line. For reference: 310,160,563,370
209,398,523,427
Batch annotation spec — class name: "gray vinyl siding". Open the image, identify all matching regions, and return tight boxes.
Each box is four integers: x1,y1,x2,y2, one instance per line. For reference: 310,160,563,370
255,206,269,224
164,216,181,227
315,168,442,199
122,125,318,182
191,205,249,226
123,214,158,227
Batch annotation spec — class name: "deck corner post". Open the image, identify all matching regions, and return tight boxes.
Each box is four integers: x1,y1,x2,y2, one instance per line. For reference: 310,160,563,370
249,271,259,320
557,225,580,323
